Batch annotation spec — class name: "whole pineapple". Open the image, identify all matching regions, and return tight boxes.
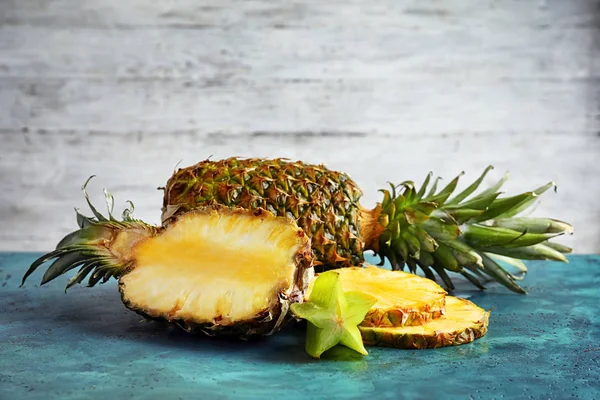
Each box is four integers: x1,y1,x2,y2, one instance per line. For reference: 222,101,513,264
162,158,572,293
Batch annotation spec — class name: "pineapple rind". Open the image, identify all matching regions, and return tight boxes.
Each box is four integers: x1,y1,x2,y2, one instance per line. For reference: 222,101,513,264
360,297,490,349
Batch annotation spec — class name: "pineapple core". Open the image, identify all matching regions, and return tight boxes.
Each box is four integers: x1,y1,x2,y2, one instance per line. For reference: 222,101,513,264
120,211,302,324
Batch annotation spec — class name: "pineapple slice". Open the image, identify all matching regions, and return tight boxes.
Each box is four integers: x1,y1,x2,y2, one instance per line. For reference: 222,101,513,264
360,296,490,349
23,204,314,338
306,266,447,327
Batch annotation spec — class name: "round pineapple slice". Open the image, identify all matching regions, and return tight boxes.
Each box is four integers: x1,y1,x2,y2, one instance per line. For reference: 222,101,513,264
360,296,490,349
306,266,447,327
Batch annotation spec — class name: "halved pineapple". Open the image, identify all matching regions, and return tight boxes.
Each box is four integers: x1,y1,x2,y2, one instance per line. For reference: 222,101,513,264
306,266,447,327
23,204,314,338
360,296,490,349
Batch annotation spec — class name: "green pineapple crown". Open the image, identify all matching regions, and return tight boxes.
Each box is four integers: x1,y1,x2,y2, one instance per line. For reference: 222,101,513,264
375,166,573,294
21,177,154,291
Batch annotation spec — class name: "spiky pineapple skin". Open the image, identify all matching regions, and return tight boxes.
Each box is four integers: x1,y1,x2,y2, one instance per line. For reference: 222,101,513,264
162,158,364,270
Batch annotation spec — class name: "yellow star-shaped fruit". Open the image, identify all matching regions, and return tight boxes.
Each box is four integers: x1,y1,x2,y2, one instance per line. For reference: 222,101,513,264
291,271,377,359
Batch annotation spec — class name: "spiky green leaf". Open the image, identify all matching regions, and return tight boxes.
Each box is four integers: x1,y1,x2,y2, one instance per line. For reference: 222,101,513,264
41,252,89,285
425,172,464,204
441,239,483,267
495,182,555,219
416,172,433,200
461,270,486,290
432,243,462,273
484,243,568,262
490,218,573,234
468,172,509,202
543,241,573,254
463,224,562,249
82,176,108,222
421,217,461,240
447,165,494,205
431,263,455,291
478,252,526,294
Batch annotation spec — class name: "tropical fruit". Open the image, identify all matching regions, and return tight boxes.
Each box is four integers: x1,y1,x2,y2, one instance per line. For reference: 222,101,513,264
360,296,490,349
22,193,314,338
306,266,447,327
161,158,572,293
291,271,377,358
299,268,489,354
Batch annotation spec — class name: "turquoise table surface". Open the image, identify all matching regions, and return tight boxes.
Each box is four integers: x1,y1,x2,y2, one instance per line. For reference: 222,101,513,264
1,253,599,400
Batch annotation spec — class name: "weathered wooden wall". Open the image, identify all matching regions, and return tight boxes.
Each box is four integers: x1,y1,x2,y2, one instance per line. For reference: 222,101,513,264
1,0,599,252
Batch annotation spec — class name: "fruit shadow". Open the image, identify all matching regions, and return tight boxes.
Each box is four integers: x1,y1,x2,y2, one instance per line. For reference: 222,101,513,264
10,279,497,366
8,285,330,364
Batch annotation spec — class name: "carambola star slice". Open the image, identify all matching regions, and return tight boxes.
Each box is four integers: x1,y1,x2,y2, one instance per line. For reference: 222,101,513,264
291,271,376,358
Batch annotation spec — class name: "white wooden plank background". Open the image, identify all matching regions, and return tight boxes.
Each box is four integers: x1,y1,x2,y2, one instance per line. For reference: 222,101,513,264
0,0,598,252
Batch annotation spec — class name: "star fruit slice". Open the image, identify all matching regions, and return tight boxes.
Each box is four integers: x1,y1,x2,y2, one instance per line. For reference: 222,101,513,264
291,271,376,359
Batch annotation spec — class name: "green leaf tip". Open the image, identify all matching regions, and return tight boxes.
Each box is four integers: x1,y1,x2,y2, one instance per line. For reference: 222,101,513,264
291,271,376,359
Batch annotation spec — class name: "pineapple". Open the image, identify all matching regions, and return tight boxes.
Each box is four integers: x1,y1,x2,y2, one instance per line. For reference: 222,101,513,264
162,158,573,293
306,266,447,327
22,193,314,338
359,296,490,349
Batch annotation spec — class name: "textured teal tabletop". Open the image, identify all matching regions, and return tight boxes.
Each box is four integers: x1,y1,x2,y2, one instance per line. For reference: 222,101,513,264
1,253,599,400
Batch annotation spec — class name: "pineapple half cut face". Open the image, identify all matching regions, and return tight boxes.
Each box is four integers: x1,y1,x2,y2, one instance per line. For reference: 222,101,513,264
119,207,314,337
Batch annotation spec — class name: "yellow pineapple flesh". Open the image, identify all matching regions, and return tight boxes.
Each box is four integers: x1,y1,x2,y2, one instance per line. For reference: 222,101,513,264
121,208,312,333
306,266,447,327
360,296,490,349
